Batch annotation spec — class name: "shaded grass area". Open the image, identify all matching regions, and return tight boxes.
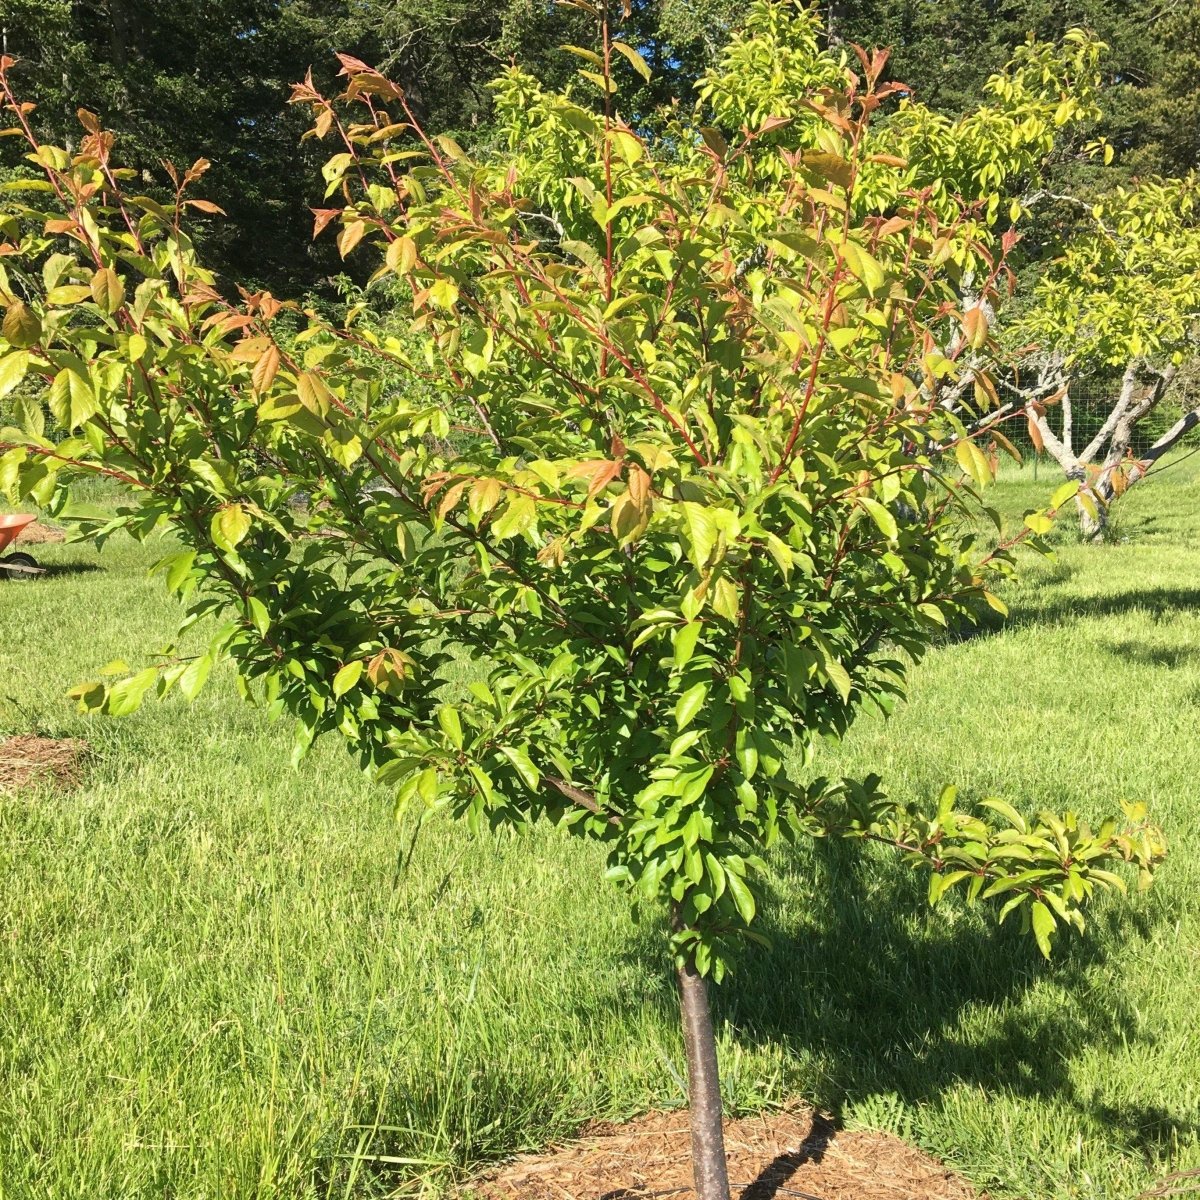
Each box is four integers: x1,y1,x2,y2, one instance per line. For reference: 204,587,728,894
1,460,1198,1199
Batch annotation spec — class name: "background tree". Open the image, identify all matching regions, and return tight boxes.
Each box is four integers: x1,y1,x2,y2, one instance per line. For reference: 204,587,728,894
831,0,1200,180
999,175,1200,538
0,6,1165,1199
6,0,1198,297
0,0,326,285
0,0,750,290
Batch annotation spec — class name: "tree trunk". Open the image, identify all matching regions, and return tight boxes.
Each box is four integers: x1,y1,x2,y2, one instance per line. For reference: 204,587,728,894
1077,494,1106,541
1065,464,1106,541
108,0,130,68
677,959,731,1200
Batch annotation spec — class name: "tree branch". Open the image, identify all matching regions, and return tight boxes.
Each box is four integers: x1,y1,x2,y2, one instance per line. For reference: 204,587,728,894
1079,360,1139,464
544,774,622,826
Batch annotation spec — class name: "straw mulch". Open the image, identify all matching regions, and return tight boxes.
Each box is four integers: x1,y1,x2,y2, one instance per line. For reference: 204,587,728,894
468,1107,980,1200
0,735,88,792
9,521,65,545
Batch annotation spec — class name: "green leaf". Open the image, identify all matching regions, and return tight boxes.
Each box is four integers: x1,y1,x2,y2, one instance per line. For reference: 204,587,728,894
89,266,126,315
467,763,493,806
928,869,971,905
1030,899,1055,959
437,704,463,748
297,372,334,418
679,502,719,567
980,797,1027,833
428,277,459,310
763,533,793,579
673,622,702,669
178,653,213,702
823,657,852,703
500,745,540,790
325,423,363,468
188,457,232,497
578,68,616,94
611,41,652,82
710,575,739,622
858,496,898,541
67,369,98,429
840,241,886,295
983,591,1008,616
674,681,708,730
558,44,604,66
491,494,536,540
997,892,1030,924
735,740,759,780
105,667,159,716
163,550,196,593
246,597,270,636
917,602,946,626
0,351,29,399
333,660,364,698
937,785,958,819
385,235,418,276
212,503,251,551
46,284,92,305
726,870,756,924
1050,481,1080,509
955,439,991,487
417,766,440,806
2,302,41,348
14,393,43,439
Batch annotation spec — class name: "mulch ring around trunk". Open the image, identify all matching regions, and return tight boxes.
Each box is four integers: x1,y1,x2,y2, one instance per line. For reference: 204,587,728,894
11,521,65,545
0,735,89,793
467,1108,980,1200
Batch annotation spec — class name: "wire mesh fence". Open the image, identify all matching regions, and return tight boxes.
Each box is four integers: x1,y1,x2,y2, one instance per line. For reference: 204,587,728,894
1000,386,1200,468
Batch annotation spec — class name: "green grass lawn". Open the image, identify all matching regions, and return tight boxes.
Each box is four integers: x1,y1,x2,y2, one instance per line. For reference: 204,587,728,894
1,459,1198,1200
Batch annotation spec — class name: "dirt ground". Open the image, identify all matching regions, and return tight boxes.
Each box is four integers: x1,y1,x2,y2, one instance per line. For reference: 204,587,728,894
468,1107,980,1200
0,735,88,792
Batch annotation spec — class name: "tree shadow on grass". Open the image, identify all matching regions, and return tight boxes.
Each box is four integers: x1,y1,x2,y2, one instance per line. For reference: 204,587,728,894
1026,586,1200,626
596,836,1186,1167
329,834,1187,1194
37,561,103,578
955,585,1200,644
1101,638,1200,669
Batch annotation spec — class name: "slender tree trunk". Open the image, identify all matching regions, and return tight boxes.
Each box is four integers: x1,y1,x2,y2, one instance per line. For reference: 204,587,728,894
677,959,731,1200
108,0,130,68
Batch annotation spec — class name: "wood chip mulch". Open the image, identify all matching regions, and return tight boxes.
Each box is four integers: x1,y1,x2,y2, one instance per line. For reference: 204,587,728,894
468,1108,981,1200
0,735,88,792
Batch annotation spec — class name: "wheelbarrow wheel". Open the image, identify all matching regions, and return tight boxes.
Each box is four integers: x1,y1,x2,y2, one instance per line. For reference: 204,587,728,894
0,552,39,580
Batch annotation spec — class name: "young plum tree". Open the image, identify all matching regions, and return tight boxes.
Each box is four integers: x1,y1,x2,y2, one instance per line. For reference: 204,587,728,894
0,6,1164,1198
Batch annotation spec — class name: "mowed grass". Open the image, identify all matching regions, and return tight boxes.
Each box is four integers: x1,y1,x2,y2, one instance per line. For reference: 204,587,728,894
1,457,1199,1200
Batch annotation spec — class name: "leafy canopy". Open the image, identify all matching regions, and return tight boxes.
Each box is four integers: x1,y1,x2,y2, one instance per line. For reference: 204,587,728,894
1014,174,1200,369
0,3,1162,974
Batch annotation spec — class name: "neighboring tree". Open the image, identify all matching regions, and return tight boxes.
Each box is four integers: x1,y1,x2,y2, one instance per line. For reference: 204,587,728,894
0,0,326,285
0,0,756,291
831,0,1200,179
959,175,1200,539
0,8,1164,1199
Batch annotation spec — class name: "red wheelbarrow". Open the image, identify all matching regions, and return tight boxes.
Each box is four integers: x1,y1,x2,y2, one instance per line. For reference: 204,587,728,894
0,514,44,580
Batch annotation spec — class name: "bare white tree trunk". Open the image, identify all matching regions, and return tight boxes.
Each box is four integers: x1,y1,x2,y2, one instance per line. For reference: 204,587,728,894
1017,357,1193,541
